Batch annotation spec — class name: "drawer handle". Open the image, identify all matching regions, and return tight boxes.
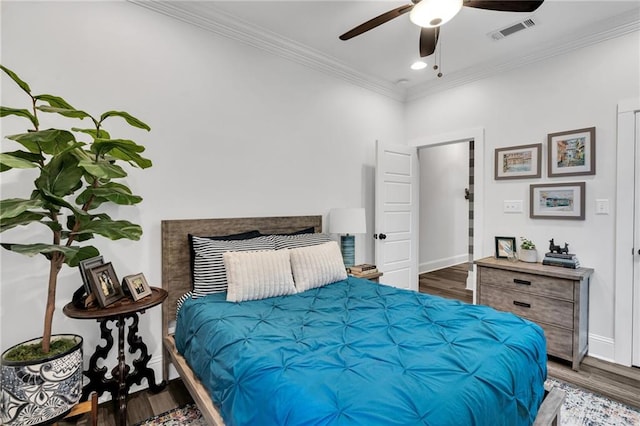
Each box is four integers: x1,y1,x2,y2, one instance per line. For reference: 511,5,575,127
513,278,531,286
513,301,531,308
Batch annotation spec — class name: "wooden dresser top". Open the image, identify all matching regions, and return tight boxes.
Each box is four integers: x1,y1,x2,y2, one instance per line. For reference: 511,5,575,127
475,256,594,280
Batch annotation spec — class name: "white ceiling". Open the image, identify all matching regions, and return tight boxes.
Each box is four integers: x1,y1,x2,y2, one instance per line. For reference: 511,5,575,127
132,1,640,101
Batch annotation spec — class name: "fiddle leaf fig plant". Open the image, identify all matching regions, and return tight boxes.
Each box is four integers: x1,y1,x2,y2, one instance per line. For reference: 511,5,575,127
0,65,152,355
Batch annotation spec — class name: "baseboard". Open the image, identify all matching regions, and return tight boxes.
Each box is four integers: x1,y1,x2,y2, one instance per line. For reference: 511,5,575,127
588,333,615,363
419,254,468,274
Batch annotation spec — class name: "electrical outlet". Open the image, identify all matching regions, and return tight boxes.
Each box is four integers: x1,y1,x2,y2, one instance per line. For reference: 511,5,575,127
595,199,609,215
504,200,523,213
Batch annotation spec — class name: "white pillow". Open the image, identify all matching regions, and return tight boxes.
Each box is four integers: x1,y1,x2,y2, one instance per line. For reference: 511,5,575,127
290,241,348,292
223,249,295,302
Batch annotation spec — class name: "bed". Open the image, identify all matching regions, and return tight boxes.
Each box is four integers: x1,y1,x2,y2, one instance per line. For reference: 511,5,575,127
161,215,564,426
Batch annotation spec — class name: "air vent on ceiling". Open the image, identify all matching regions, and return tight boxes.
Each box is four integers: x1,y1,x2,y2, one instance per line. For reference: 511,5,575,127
489,17,537,41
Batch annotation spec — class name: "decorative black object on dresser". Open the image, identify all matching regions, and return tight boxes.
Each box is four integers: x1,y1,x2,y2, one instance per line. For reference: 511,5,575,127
475,257,593,370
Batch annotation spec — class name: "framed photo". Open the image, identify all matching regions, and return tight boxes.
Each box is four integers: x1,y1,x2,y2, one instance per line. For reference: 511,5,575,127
495,236,517,259
88,262,124,307
494,143,542,180
547,127,595,177
123,273,152,301
530,182,586,220
78,255,104,294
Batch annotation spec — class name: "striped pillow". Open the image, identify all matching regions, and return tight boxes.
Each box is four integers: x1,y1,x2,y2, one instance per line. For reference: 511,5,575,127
223,249,295,302
290,241,348,292
191,235,276,297
273,233,332,250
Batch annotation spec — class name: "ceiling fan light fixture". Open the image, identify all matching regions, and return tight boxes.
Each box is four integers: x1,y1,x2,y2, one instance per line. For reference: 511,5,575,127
411,61,427,70
409,0,463,28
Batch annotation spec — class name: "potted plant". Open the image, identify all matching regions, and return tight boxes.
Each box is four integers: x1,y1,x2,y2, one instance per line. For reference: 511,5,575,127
519,237,538,263
0,65,151,425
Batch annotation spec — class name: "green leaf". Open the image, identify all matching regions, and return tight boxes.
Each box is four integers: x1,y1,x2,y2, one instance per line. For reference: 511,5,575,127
7,129,76,155
73,219,142,241
78,159,127,179
34,94,75,110
0,106,38,128
35,153,83,197
37,105,92,120
77,182,142,206
72,127,110,140
0,211,46,232
100,111,150,131
38,188,88,218
91,138,151,169
66,245,100,267
0,153,38,170
0,198,45,220
0,65,31,94
0,243,99,267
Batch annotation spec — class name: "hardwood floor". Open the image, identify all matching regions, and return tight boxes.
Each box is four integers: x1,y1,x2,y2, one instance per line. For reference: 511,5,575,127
419,262,473,304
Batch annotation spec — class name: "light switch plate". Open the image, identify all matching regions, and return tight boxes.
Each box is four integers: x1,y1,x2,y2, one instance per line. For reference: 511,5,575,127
504,200,523,213
595,199,609,215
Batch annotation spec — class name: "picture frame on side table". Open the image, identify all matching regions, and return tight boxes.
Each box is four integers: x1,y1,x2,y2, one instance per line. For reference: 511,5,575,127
78,255,104,295
88,262,124,307
123,273,152,301
547,127,595,177
494,143,542,180
530,182,585,220
495,236,517,259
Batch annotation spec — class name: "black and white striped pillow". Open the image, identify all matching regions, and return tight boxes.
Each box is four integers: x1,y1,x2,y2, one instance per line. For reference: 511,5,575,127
272,233,332,250
191,235,276,297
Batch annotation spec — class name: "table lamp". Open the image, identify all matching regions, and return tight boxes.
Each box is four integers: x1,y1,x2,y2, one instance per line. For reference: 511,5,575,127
329,208,366,267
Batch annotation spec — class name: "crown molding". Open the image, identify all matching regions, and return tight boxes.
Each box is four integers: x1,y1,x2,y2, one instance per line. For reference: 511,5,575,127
130,1,638,104
129,0,405,102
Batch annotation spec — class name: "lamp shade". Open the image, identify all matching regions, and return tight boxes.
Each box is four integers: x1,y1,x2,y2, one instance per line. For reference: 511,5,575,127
329,208,366,235
409,0,463,28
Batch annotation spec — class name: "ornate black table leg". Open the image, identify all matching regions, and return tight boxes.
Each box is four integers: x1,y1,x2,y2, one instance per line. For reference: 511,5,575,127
113,314,130,426
82,318,118,401
125,311,167,393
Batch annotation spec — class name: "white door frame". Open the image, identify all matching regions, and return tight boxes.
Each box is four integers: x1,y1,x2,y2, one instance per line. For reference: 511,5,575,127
409,127,485,296
614,98,640,366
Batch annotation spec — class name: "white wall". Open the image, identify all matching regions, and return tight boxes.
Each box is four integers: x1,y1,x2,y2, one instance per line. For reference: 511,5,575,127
406,31,640,361
0,0,404,376
418,143,469,272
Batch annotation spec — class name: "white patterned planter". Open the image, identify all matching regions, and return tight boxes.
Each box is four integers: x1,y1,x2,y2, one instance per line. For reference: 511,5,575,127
519,249,538,263
1,335,83,425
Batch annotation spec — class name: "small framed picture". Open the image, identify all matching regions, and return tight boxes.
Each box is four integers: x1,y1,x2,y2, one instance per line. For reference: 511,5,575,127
88,262,124,307
530,182,586,220
495,236,517,259
494,143,542,180
547,127,595,177
123,273,152,301
79,256,104,295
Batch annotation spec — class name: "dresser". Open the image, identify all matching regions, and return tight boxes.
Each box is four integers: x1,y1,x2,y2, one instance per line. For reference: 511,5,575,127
475,257,593,370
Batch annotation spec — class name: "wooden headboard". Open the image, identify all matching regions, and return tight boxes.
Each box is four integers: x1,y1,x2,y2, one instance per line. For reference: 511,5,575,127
160,215,322,336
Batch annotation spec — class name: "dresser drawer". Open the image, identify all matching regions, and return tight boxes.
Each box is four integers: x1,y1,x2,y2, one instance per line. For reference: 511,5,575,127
539,323,573,360
480,285,574,330
479,267,574,300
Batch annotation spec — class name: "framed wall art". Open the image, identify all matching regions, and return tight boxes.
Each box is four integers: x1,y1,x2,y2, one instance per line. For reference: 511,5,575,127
123,272,152,301
78,255,104,294
530,182,585,220
88,262,124,307
495,236,517,259
547,127,595,177
494,143,542,180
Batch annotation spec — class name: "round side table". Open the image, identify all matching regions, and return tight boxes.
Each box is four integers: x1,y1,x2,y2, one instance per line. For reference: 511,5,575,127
63,287,167,426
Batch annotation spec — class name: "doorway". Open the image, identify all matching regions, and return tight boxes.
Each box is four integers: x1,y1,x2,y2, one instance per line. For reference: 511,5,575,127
409,127,485,298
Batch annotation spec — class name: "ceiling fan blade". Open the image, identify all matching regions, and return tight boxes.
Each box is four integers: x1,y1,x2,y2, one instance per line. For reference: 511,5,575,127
339,4,414,40
463,1,544,13
419,27,439,57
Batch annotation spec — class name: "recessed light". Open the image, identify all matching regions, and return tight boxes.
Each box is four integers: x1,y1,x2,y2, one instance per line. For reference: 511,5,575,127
411,61,427,70
395,78,409,85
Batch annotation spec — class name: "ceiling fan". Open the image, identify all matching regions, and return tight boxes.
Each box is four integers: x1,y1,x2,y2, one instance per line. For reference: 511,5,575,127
339,0,545,58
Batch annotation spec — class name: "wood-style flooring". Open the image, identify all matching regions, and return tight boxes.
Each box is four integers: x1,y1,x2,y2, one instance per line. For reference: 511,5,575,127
63,264,639,424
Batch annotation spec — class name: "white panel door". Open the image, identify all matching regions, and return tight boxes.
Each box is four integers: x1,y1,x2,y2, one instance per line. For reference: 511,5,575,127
633,111,640,367
375,141,419,291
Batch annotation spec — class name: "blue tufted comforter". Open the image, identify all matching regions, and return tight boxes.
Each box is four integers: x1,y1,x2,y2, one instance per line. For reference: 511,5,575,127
175,277,547,426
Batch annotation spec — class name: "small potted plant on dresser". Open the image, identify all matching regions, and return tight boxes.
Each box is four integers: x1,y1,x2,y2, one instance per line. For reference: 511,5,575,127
519,237,538,263
0,65,152,425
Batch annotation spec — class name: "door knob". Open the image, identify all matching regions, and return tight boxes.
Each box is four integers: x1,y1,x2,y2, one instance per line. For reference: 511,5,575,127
378,233,387,240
